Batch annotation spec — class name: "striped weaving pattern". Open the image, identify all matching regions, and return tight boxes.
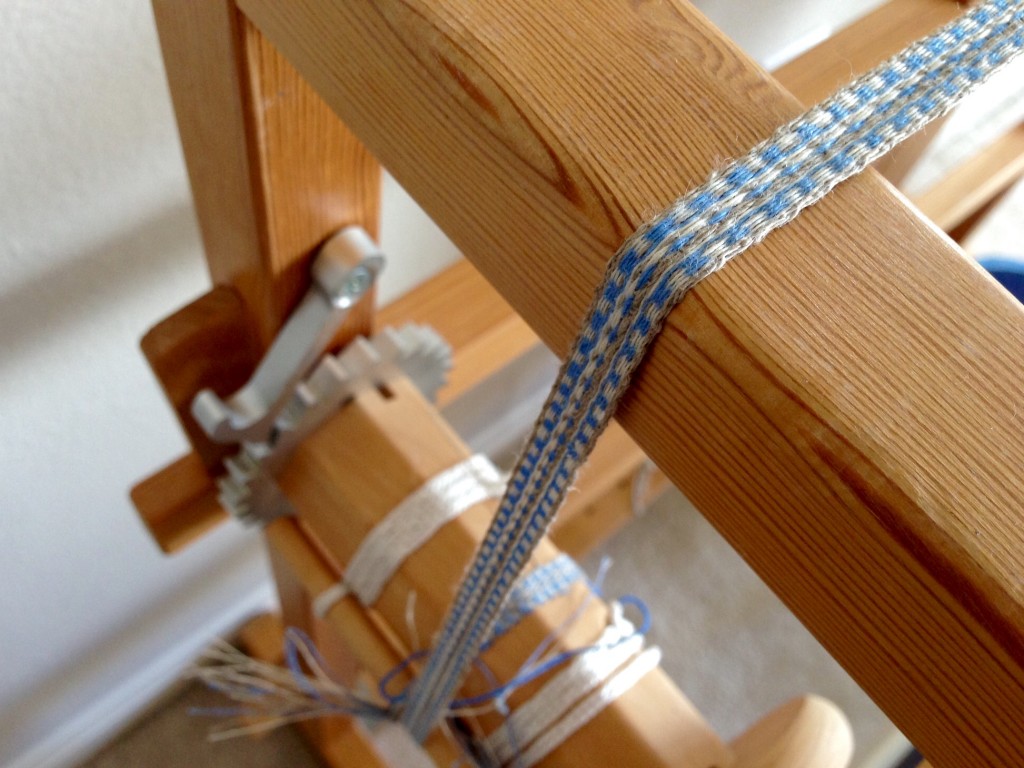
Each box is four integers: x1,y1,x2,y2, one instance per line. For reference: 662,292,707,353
402,0,1024,739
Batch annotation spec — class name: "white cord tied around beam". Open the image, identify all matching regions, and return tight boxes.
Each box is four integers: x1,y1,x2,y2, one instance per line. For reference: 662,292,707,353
191,557,652,766
480,602,661,768
312,453,506,618
401,0,1024,739
516,646,662,768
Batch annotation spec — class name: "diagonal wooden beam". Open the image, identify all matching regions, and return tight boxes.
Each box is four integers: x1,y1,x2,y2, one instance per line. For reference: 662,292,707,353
772,0,966,105
235,1,1024,765
914,122,1024,232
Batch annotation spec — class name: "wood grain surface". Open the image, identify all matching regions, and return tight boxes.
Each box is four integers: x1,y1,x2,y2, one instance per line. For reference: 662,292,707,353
147,0,379,464
139,286,260,471
152,0,380,346
236,1,1024,764
279,379,730,768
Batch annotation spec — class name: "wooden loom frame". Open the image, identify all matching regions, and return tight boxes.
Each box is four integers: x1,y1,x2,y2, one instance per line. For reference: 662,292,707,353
132,1,1024,766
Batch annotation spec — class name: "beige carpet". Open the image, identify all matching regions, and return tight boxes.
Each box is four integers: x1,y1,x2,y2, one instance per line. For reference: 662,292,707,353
585,489,895,764
78,681,322,768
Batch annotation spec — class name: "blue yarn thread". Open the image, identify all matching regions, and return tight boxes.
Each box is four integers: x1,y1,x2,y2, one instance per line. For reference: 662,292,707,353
380,554,588,705
484,554,584,647
451,596,651,711
379,596,653,712
401,0,1024,740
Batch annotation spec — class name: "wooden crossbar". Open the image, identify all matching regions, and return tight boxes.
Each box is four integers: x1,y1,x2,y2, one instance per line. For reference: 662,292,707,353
914,122,1024,232
230,2,1024,765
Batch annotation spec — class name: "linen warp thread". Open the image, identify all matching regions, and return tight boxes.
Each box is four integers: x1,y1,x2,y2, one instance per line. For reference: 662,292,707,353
401,0,1024,739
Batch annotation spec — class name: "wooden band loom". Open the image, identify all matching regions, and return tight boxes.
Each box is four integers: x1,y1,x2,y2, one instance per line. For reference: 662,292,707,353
130,1,1024,766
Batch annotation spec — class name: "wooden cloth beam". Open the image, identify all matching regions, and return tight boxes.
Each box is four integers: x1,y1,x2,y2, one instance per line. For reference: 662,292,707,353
279,380,730,767
236,2,1024,765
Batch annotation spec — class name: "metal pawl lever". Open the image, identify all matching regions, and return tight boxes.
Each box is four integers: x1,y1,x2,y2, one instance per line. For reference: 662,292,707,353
191,226,384,444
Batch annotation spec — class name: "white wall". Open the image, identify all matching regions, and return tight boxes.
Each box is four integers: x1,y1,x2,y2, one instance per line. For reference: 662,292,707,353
0,2,922,766
0,4,465,765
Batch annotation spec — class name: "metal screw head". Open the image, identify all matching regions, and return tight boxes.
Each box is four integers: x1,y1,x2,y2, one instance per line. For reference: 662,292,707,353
312,227,386,307
343,265,372,298
325,255,384,308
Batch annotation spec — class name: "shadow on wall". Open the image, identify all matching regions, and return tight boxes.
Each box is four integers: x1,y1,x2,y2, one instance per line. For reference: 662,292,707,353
0,531,274,768
0,201,201,372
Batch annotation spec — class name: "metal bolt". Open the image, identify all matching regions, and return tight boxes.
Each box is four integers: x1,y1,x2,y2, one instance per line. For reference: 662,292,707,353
343,265,372,298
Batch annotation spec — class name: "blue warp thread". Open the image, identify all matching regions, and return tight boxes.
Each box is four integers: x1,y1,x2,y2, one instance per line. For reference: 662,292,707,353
401,0,1024,740
484,554,584,648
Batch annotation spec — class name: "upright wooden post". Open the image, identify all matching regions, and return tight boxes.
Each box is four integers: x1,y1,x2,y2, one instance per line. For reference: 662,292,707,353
151,0,386,747
136,1,382,549
232,2,1024,765
151,0,380,344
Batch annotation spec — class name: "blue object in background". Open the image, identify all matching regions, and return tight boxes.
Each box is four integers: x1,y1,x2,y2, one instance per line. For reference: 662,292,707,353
978,255,1024,302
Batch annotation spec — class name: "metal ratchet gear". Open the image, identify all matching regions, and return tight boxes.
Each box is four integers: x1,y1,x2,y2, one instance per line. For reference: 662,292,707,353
219,324,452,525
187,226,453,526
192,227,385,445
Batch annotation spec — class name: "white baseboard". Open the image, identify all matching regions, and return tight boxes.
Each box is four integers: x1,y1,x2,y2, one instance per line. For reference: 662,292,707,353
6,558,276,768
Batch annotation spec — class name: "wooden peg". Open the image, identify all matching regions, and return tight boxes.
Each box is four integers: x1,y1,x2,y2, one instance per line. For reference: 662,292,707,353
731,696,853,768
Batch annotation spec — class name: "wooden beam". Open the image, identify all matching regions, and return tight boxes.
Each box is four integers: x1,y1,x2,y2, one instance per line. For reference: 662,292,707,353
772,0,965,105
257,521,449,762
152,0,380,346
913,122,1024,232
144,1,380,507
947,182,1011,242
279,379,730,768
130,452,227,551
243,446,846,767
264,517,408,684
235,2,1024,765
